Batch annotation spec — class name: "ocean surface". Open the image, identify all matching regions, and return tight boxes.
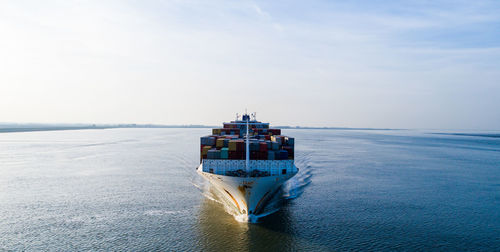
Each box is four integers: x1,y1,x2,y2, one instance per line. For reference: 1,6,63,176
1,128,499,251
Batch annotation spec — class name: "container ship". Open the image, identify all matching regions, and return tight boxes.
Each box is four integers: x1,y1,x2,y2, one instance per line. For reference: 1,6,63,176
197,113,298,221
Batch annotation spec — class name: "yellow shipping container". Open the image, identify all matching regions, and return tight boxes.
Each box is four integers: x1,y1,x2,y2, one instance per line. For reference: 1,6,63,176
228,140,237,151
216,138,224,148
202,146,212,156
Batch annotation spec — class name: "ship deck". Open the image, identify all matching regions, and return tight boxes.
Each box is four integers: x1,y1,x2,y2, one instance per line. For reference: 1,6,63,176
200,159,297,177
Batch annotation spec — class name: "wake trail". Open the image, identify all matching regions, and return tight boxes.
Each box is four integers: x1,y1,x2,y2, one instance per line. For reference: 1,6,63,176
192,150,314,223
173,152,207,193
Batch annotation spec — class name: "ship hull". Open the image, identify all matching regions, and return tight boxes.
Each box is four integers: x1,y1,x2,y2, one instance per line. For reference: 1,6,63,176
197,164,297,221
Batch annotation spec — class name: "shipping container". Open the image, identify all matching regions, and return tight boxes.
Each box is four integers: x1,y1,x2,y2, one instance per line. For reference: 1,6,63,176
250,141,260,151
282,146,294,159
207,149,218,159
228,151,244,160
279,150,288,160
259,142,268,152
259,151,267,160
202,146,212,156
236,140,244,151
201,121,293,161
271,141,279,150
274,150,281,160
228,140,237,151
200,136,210,146
277,136,284,145
268,129,281,135
208,137,216,146
220,147,229,159
267,151,275,160
216,138,224,148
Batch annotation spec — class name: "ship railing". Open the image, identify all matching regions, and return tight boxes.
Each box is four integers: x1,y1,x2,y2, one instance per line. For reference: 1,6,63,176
202,159,296,177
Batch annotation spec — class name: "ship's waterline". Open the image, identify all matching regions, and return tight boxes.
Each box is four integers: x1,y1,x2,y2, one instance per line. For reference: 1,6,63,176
197,163,297,221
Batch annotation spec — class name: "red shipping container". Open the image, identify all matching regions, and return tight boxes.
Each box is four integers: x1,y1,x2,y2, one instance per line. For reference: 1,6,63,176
282,146,294,159
223,123,238,129
259,142,268,152
229,151,244,160
221,128,241,135
235,140,244,151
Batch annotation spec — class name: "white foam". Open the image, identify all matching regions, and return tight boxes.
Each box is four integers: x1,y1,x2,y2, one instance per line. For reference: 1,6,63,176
196,155,312,223
143,210,185,216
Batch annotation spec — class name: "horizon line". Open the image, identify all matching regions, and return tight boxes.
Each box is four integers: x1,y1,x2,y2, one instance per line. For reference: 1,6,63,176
1,122,499,132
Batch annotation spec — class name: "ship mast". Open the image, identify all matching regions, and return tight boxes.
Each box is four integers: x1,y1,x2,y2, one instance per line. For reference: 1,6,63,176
245,114,250,175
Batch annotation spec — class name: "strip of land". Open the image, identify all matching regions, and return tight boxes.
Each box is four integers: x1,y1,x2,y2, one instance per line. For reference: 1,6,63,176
0,124,213,133
431,133,500,138
0,123,402,133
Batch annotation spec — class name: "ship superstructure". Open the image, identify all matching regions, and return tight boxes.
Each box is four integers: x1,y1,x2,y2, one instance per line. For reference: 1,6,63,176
197,113,298,221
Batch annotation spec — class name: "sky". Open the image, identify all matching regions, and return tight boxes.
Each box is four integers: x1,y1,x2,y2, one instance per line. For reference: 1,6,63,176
1,0,499,130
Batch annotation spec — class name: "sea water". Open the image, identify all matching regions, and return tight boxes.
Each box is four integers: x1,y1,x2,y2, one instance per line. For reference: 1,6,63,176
0,128,499,251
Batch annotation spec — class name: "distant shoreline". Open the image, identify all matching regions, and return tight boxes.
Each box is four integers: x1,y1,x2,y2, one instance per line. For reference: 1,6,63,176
431,132,500,138
2,125,499,135
0,125,214,133
0,126,109,133
0,123,403,134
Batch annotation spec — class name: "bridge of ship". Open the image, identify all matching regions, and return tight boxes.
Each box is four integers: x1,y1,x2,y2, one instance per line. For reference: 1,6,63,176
202,159,297,177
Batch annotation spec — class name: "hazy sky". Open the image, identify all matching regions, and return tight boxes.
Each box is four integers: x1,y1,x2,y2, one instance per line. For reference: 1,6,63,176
1,0,499,129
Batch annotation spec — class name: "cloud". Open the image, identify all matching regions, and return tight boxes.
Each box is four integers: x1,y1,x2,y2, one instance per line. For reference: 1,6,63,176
252,3,270,18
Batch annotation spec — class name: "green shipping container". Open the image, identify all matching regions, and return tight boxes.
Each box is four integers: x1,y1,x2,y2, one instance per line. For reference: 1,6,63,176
221,148,229,159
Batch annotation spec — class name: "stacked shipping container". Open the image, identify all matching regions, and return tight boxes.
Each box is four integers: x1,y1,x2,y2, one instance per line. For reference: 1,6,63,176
200,124,294,161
